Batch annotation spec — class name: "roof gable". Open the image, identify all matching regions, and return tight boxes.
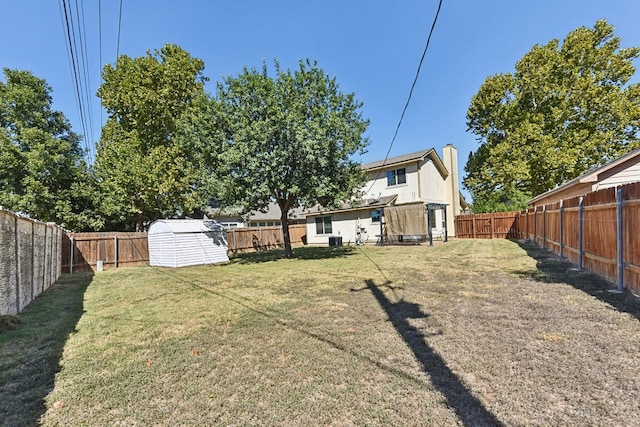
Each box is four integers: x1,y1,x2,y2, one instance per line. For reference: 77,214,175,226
363,147,449,179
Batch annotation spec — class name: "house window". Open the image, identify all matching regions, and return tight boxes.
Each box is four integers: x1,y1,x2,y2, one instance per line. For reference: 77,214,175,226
371,209,381,223
386,168,406,186
315,216,333,235
250,221,282,228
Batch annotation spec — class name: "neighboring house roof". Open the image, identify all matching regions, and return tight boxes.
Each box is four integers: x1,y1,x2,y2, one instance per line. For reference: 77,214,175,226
206,201,308,222
248,202,308,221
305,194,399,217
529,147,640,205
363,147,450,179
459,191,469,211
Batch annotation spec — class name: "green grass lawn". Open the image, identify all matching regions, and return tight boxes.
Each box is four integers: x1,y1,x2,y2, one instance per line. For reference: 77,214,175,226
2,239,640,426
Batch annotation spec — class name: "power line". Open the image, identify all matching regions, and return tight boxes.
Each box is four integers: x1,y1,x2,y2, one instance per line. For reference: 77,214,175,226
364,0,444,196
75,0,95,163
58,0,127,163
98,0,103,128
58,0,96,164
116,0,123,59
59,0,90,159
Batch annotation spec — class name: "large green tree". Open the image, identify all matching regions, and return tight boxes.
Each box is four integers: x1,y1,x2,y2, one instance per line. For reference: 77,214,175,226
465,20,640,210
213,60,369,258
95,44,212,230
0,68,94,229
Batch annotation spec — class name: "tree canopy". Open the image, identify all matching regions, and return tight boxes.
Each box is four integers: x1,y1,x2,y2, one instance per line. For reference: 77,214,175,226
213,60,369,258
0,68,93,229
94,44,211,230
465,20,640,211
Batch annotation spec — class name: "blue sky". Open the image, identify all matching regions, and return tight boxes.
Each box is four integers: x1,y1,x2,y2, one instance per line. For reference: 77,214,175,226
2,1,640,199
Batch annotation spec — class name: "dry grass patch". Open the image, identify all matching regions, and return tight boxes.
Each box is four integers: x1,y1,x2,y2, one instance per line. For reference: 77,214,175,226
2,240,640,426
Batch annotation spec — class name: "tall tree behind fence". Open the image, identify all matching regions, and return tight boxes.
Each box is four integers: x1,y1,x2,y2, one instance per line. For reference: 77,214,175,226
455,182,640,294
63,224,308,272
0,209,62,315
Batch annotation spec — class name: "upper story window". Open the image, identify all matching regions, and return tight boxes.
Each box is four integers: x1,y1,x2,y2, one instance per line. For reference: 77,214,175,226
386,168,406,186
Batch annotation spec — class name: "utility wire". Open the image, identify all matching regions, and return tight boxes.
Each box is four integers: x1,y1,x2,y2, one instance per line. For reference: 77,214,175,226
116,0,123,59
364,0,444,196
75,0,95,163
98,0,103,127
60,0,91,162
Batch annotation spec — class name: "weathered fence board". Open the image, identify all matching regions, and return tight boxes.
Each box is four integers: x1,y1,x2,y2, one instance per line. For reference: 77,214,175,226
454,212,519,239
0,209,63,315
62,232,149,273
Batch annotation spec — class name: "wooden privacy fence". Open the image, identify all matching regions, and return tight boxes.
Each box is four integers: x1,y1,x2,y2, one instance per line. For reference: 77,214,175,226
518,183,640,294
227,224,307,253
455,182,640,294
454,212,520,239
63,224,308,272
0,209,63,315
62,232,149,273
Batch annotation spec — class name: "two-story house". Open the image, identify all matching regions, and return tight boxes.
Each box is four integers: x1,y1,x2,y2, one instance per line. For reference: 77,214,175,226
305,144,467,245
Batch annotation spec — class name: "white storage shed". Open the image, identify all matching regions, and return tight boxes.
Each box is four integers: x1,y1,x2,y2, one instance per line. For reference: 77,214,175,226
148,219,229,268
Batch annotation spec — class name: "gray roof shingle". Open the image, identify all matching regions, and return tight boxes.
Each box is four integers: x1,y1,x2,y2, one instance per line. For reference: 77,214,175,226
362,148,434,170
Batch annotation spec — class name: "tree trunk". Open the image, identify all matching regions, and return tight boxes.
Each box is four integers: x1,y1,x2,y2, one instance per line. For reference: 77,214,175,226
280,209,292,259
135,212,144,232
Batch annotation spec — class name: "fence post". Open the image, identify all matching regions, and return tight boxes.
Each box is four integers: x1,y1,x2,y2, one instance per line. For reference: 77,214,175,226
114,233,118,269
13,216,20,315
559,200,564,258
490,216,494,239
70,235,74,273
525,208,528,240
533,206,537,245
616,187,624,292
471,216,476,239
542,205,546,249
578,197,584,270
232,228,237,252
42,226,48,292
31,221,35,302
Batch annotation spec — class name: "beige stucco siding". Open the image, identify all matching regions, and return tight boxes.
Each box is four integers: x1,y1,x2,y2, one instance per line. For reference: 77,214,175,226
419,159,446,203
364,159,447,205
306,210,380,245
364,161,420,203
597,162,640,188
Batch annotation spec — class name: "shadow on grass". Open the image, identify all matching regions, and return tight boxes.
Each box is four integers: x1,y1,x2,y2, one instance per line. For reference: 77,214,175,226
515,239,640,321
361,279,504,427
230,245,357,264
0,272,93,427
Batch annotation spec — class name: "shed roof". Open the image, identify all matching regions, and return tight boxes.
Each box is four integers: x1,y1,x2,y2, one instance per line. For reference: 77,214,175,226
148,219,223,234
